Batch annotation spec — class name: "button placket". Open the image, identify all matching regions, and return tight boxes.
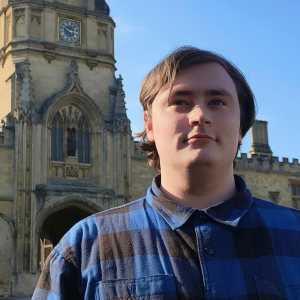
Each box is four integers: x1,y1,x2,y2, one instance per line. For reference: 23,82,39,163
204,246,215,255
199,212,207,221
195,221,218,299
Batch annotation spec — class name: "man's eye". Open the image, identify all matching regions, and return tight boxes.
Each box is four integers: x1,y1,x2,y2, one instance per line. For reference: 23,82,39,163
210,99,226,106
173,100,187,106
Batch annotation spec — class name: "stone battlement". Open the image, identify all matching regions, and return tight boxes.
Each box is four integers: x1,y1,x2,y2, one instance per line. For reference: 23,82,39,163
235,153,300,174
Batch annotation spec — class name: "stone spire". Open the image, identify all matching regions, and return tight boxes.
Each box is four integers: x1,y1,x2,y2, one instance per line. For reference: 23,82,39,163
249,120,273,157
114,75,127,119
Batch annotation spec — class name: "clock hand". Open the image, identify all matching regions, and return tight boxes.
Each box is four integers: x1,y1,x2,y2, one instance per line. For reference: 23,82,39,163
65,28,74,34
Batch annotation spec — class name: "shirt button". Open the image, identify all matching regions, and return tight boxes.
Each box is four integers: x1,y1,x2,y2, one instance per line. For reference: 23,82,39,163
199,212,207,221
205,246,215,255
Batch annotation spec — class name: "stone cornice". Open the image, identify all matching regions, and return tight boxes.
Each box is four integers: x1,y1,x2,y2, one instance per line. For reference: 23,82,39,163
1,0,116,27
0,39,116,69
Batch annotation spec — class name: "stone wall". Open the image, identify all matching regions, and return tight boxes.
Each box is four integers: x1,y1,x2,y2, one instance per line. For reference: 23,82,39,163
0,215,14,296
235,153,300,207
0,145,14,202
130,141,157,201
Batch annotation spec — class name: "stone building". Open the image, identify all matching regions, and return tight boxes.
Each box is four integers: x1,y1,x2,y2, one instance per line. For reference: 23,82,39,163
0,0,157,295
0,0,299,296
235,120,300,209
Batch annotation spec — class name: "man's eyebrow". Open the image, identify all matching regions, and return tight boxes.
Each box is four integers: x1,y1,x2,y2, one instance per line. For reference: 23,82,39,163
171,89,193,96
203,89,234,98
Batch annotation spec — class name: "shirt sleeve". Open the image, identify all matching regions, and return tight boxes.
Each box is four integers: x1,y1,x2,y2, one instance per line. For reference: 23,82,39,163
32,248,82,300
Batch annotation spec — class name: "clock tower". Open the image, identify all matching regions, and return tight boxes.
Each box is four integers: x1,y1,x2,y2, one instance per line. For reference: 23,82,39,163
0,0,157,296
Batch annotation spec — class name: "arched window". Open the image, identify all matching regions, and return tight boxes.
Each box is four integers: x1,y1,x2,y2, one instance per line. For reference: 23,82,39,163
78,115,90,163
51,112,64,161
51,106,90,164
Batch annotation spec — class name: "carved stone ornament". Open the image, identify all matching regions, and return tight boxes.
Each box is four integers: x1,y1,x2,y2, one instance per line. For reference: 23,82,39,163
70,58,79,74
61,105,81,129
70,86,79,93
37,196,44,205
86,60,97,71
5,14,11,44
98,22,107,36
14,8,25,24
30,8,43,24
65,166,78,177
0,48,7,68
43,53,55,64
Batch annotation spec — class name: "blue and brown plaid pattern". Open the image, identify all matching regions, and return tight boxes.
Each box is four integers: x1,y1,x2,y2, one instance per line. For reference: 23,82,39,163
33,175,300,300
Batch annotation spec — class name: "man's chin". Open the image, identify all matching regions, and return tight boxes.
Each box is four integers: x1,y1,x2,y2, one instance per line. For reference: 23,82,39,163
186,154,216,168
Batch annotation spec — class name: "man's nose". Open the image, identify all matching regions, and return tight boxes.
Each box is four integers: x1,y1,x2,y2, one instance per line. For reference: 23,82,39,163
188,105,212,126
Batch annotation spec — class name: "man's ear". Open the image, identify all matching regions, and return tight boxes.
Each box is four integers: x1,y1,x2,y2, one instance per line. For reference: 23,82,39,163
143,112,155,142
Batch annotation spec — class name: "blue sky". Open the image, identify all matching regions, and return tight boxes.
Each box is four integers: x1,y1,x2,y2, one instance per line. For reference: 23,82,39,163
110,0,300,161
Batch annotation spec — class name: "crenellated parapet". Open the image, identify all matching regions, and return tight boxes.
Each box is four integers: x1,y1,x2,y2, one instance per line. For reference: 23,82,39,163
235,153,300,175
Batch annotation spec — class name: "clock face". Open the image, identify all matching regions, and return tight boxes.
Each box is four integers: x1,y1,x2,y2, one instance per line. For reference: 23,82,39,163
58,19,81,44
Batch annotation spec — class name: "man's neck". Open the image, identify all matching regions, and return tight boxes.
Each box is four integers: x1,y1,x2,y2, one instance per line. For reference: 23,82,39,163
160,164,237,210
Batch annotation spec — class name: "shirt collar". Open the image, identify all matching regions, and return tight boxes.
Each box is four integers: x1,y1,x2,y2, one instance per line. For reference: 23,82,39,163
146,174,253,230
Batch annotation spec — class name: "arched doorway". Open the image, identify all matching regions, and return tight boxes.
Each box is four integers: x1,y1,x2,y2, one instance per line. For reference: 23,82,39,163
39,206,91,269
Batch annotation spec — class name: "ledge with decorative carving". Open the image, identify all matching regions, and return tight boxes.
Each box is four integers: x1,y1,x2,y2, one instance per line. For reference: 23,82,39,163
2,39,116,68
51,161,92,180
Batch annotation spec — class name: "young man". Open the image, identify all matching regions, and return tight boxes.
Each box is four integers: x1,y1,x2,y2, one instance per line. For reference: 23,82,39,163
33,47,300,300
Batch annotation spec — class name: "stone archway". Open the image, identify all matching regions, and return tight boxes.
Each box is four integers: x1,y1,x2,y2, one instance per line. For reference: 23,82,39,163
38,202,98,270
40,206,90,246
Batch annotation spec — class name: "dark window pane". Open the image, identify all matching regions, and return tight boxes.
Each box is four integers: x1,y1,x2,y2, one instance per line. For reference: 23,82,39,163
297,186,300,196
58,128,64,161
67,128,76,157
291,185,295,195
292,199,297,209
51,127,57,161
84,131,89,163
78,130,83,163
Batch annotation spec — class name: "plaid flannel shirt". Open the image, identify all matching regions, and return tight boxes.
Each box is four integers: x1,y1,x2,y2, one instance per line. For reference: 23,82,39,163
33,175,300,300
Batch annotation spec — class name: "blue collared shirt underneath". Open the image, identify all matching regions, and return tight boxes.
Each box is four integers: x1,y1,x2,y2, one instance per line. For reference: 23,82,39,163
33,175,300,300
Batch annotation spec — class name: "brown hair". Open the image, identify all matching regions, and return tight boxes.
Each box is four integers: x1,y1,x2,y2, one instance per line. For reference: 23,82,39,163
135,46,256,171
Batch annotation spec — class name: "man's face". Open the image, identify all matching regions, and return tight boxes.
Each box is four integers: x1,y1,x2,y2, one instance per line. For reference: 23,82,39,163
144,63,242,172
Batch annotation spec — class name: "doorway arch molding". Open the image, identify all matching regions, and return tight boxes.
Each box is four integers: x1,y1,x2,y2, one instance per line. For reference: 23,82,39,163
0,212,15,238
36,196,104,234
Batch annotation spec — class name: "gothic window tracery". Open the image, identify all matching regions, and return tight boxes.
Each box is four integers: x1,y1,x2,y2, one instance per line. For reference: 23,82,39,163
51,106,90,164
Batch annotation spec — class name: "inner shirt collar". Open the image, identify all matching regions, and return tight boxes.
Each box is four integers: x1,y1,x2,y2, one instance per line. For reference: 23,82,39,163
146,174,253,230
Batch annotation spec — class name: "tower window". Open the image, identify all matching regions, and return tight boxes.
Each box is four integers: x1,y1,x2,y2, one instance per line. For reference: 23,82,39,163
51,107,90,164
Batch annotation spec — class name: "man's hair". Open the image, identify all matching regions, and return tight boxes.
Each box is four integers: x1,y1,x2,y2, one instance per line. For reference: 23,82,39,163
136,46,256,171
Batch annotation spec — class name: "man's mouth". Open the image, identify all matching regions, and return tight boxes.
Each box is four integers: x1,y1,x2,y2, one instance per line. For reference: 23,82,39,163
186,134,215,142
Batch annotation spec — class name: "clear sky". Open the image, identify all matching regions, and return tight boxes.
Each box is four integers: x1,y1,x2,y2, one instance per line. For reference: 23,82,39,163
110,0,300,161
